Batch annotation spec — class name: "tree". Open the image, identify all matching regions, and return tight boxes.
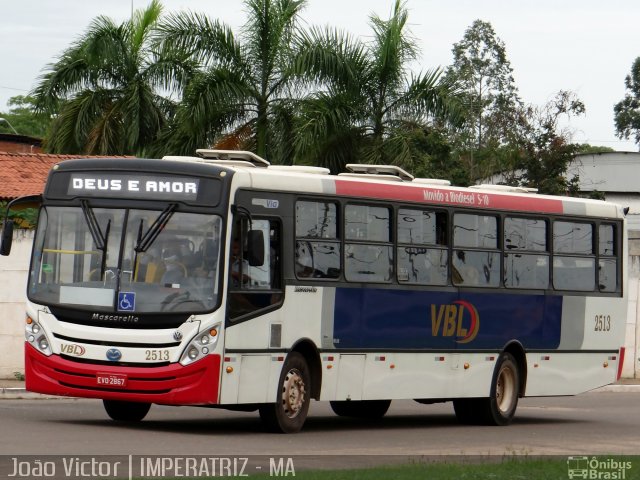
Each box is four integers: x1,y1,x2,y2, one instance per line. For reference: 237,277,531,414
514,91,585,195
31,0,183,155
445,20,522,180
292,0,463,173
0,96,51,138
576,144,615,154
404,123,470,186
614,57,640,149
152,0,306,163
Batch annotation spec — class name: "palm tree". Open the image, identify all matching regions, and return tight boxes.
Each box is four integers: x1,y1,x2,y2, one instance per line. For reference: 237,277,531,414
293,0,463,173
152,0,305,163
32,0,188,155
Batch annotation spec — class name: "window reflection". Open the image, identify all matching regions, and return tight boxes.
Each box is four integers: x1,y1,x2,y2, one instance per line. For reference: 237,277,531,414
554,221,593,254
295,200,341,280
453,214,497,249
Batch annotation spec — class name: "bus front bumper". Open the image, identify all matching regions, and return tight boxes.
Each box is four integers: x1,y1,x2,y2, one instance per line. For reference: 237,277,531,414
25,343,221,405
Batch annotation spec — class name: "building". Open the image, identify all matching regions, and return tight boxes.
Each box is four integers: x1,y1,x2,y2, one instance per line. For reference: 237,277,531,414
567,152,640,252
0,151,134,200
0,133,43,154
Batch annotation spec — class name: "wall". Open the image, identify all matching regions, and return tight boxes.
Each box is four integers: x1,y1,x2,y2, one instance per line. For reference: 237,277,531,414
0,137,42,154
625,257,640,378
0,229,33,378
0,229,638,379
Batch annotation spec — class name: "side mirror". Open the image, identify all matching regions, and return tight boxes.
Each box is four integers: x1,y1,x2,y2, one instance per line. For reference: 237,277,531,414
246,229,265,266
0,219,14,256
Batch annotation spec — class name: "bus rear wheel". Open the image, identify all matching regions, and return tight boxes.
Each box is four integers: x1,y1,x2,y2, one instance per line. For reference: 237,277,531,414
330,400,391,418
259,352,310,433
453,352,520,426
103,400,151,422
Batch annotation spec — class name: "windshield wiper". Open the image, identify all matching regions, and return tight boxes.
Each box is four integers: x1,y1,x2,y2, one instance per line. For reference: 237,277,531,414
81,200,107,251
134,203,178,253
81,200,111,278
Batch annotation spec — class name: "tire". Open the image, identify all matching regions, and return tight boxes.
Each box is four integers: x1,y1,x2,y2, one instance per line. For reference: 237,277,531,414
330,400,391,418
103,400,151,422
453,352,520,426
452,397,479,424
259,352,310,433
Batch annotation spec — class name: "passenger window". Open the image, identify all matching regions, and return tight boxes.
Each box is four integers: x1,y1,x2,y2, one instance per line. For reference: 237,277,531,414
504,217,546,251
452,213,499,287
553,221,593,254
598,224,617,292
345,205,390,242
397,209,448,285
553,221,595,291
504,217,549,290
345,204,392,283
295,201,341,279
453,214,497,249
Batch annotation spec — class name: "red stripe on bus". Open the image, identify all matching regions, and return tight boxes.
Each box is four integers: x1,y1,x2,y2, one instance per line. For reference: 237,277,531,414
335,180,564,213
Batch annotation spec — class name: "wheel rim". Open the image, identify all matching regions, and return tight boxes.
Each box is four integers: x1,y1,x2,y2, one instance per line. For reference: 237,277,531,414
495,364,516,414
281,368,306,419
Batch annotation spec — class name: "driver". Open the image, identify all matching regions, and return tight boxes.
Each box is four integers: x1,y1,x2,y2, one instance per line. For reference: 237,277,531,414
161,248,185,285
230,238,250,286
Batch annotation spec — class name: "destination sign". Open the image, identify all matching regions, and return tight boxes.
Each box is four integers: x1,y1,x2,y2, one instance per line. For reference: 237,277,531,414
67,174,200,201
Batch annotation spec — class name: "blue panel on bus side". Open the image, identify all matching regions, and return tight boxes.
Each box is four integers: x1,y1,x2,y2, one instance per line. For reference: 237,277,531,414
333,288,562,350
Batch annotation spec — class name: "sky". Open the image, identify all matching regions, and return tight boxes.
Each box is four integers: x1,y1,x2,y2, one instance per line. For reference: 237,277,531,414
1,0,639,151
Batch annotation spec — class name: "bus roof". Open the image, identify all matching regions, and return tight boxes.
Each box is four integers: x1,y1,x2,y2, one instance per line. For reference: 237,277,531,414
50,154,625,219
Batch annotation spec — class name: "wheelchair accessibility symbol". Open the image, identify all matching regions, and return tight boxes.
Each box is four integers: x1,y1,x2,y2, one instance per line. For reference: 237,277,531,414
118,292,136,312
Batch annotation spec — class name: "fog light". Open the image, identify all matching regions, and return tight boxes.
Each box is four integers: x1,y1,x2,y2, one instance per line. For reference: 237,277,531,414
38,338,49,351
202,347,209,355
188,347,198,360
28,335,35,343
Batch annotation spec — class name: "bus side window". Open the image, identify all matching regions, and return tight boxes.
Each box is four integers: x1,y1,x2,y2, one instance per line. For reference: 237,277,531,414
229,219,283,320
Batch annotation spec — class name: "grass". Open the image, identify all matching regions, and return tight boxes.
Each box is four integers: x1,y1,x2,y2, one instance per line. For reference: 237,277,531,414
151,456,640,480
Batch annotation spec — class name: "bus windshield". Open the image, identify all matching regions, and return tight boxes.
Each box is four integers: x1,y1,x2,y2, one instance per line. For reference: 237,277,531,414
29,205,222,314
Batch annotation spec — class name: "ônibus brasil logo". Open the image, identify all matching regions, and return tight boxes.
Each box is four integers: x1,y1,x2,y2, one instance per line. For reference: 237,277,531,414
430,300,480,343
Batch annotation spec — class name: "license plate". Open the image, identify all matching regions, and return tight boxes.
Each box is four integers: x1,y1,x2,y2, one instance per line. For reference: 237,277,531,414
96,373,128,388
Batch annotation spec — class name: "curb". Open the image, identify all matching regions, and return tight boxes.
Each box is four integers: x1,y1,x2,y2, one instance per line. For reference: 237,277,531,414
594,384,640,393
0,388,63,399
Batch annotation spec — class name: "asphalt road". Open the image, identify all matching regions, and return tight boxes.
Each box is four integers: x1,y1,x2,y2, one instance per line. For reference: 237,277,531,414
0,391,639,462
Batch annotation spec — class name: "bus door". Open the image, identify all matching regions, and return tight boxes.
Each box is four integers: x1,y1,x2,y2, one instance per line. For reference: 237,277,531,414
226,191,286,322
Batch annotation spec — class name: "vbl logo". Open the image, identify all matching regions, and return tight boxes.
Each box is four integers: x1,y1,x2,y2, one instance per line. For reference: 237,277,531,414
60,343,86,356
430,300,480,343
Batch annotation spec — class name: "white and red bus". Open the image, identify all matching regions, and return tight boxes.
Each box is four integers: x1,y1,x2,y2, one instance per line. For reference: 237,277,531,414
0,150,628,433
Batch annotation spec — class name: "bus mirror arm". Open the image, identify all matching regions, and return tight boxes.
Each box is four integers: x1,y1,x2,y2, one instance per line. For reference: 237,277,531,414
231,205,253,229
0,219,14,256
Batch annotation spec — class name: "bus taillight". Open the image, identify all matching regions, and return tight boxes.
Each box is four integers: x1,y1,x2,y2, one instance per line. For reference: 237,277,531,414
617,347,626,381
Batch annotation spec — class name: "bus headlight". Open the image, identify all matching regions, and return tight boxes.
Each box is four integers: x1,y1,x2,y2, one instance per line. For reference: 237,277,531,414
180,325,220,366
25,319,52,356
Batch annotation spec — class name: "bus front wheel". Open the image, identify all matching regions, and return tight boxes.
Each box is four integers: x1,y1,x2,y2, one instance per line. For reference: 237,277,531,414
453,352,520,426
103,400,151,422
259,352,310,433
